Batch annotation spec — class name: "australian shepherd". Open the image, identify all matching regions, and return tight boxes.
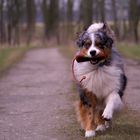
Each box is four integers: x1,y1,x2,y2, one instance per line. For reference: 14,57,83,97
72,23,127,137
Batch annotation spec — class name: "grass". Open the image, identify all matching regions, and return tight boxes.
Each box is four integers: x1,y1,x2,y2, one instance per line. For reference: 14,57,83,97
59,44,76,59
117,42,140,60
91,110,140,140
0,45,36,76
59,44,140,140
60,108,140,140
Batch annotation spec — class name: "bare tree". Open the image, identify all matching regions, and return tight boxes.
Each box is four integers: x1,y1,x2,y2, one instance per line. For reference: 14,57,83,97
41,0,60,43
129,0,140,42
67,0,73,22
7,0,23,45
79,0,93,27
66,0,73,39
98,0,106,22
41,0,48,37
111,0,119,37
0,0,6,44
26,0,36,44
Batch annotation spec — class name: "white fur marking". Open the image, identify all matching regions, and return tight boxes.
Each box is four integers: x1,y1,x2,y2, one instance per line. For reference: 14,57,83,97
87,23,104,33
85,130,96,137
102,93,123,119
87,45,100,57
96,124,106,132
105,121,111,129
87,33,100,57
73,60,123,99
102,106,113,119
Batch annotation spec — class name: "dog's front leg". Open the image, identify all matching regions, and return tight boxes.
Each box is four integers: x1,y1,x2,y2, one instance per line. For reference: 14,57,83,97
77,102,96,137
102,92,123,120
75,91,97,137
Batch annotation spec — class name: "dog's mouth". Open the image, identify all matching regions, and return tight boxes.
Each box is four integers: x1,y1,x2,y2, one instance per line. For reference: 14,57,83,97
75,55,104,65
90,58,99,65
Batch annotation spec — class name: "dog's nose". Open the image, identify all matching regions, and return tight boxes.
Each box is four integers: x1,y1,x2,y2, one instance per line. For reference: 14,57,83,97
90,50,96,56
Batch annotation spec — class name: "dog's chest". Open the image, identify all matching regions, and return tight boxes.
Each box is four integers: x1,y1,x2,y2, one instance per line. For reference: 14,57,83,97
73,61,122,99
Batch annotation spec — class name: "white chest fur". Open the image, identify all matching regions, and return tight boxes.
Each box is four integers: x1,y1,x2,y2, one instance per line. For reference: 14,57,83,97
73,60,123,99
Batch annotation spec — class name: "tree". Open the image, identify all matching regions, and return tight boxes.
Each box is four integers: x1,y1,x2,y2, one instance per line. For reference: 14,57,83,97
111,0,119,37
26,0,36,44
93,0,99,22
7,0,23,45
66,0,73,39
98,0,106,22
41,0,59,41
129,0,140,42
0,0,6,44
79,0,93,27
41,0,48,37
67,0,73,22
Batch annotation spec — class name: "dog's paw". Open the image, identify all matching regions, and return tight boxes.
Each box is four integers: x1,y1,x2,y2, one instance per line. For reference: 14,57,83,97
85,130,96,137
105,121,111,129
96,124,106,132
102,108,113,120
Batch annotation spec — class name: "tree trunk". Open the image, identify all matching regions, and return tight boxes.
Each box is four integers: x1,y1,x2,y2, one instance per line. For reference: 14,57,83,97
41,0,48,38
41,0,59,43
0,0,6,44
26,0,36,45
129,0,140,43
111,0,119,37
98,0,106,22
6,0,23,45
79,0,93,27
66,0,73,40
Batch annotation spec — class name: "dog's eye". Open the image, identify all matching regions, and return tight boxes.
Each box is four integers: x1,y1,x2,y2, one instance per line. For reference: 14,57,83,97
95,37,106,49
84,39,92,49
95,39,102,46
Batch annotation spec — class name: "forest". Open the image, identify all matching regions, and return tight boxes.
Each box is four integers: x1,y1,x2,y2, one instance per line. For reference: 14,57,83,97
0,0,140,46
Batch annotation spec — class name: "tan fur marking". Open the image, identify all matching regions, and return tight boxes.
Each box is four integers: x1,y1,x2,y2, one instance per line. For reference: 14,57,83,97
97,47,111,61
95,110,105,126
75,48,88,58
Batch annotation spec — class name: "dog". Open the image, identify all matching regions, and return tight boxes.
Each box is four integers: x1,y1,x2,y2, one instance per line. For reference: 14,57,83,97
72,23,127,137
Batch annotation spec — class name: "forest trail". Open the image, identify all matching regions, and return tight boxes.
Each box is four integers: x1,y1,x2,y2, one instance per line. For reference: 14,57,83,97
0,48,139,140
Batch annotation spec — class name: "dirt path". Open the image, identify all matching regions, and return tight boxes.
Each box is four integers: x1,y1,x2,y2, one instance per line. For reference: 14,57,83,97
0,48,82,140
124,59,140,111
0,48,139,140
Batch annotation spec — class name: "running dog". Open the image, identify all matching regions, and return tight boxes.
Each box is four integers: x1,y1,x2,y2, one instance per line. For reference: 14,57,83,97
72,23,127,137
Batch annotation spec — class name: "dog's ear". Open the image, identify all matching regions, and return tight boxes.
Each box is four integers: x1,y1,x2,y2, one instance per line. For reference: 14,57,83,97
100,22,115,47
76,31,84,48
101,22,115,41
76,27,88,48
102,22,107,30
101,22,115,47
83,25,89,31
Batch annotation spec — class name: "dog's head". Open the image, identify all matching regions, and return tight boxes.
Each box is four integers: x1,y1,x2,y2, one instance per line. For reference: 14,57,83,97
76,23,115,64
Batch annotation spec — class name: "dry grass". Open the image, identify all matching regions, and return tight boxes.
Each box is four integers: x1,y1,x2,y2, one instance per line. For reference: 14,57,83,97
0,45,37,76
117,42,140,61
